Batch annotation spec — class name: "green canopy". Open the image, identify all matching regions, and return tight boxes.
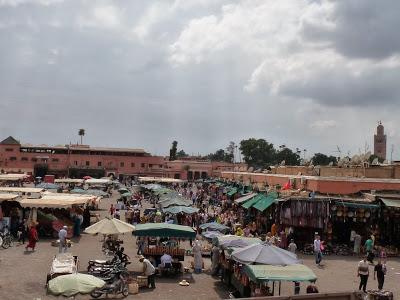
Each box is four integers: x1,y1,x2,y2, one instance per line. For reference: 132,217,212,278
381,198,400,208
163,206,199,214
227,187,238,196
244,264,317,283
121,192,132,198
134,223,196,238
242,194,264,209
153,188,172,195
253,194,278,212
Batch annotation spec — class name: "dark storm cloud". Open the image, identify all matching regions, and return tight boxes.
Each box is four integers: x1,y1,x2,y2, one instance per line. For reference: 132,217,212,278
302,0,400,59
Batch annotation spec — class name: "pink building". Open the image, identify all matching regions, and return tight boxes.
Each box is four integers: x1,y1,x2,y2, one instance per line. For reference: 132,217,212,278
0,136,239,180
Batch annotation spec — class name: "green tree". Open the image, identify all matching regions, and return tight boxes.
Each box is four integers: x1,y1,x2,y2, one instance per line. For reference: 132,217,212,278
311,153,337,166
369,154,384,164
176,150,188,158
275,147,301,165
78,129,85,145
239,138,276,168
225,141,236,163
169,141,178,161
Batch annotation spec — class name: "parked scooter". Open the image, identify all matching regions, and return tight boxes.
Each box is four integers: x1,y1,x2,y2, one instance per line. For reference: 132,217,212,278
90,272,129,298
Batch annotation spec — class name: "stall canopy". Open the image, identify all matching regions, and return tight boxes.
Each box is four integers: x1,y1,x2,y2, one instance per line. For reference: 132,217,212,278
85,178,112,185
242,193,265,209
227,187,238,197
381,198,400,208
0,174,28,181
202,231,223,240
70,188,108,197
216,235,262,249
54,179,84,184
253,194,278,212
234,193,258,204
231,242,300,266
0,187,44,194
134,223,196,238
199,222,230,233
162,206,199,214
0,193,19,202
139,177,185,183
244,264,317,283
19,194,95,208
36,183,59,190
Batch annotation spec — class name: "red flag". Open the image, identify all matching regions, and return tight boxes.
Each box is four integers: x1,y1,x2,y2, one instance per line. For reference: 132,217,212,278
282,181,291,190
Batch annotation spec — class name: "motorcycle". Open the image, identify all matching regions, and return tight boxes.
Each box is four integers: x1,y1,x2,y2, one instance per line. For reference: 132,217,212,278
0,231,13,249
90,273,129,298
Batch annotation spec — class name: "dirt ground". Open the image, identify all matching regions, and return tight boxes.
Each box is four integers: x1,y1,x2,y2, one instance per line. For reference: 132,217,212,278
0,190,399,300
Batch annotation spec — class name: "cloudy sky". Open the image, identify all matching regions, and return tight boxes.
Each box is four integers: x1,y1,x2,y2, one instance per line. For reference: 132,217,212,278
1,0,399,159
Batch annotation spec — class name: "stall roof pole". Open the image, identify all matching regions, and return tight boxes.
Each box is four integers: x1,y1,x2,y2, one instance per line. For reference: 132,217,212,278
279,281,281,296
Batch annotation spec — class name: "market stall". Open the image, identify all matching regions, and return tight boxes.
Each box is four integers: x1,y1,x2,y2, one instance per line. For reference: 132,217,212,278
19,193,97,238
0,193,21,232
134,223,195,265
242,264,317,296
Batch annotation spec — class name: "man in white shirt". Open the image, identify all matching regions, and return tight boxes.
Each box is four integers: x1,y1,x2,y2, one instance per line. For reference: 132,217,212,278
160,252,173,274
58,226,68,253
313,234,322,266
139,255,156,288
358,256,369,292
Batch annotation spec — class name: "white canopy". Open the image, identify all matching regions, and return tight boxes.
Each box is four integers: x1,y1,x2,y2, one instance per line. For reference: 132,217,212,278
0,187,44,194
139,177,184,183
0,193,19,202
85,178,112,185
19,194,96,208
85,217,135,235
0,174,29,181
55,179,84,184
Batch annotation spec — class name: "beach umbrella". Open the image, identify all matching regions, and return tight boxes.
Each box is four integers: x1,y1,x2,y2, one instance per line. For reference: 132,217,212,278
231,242,300,266
84,217,135,235
48,273,105,297
199,222,230,233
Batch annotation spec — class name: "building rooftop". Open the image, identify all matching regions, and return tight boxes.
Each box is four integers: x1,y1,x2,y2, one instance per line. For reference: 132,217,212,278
0,136,20,145
18,143,147,154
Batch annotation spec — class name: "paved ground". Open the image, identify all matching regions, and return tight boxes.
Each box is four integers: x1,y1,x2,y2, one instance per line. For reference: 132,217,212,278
0,190,399,300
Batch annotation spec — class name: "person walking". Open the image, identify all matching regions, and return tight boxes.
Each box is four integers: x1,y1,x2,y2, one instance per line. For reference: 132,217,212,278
25,223,38,252
139,255,156,289
109,204,115,217
17,219,27,245
314,234,322,266
357,256,370,292
353,232,361,256
365,236,374,263
374,259,386,290
58,225,68,253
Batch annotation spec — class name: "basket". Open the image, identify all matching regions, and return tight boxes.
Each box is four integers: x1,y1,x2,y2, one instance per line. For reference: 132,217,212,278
128,282,139,294
137,276,148,288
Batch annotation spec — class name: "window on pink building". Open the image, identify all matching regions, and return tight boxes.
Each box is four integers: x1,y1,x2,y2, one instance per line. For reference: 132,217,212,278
120,162,124,167
98,161,102,167
86,161,90,166
131,162,135,167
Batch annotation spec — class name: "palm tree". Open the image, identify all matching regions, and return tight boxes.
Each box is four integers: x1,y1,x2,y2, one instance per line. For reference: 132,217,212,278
78,129,85,145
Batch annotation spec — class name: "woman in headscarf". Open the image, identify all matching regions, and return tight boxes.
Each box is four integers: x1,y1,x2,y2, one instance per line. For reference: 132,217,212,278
25,223,38,251
192,239,203,273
